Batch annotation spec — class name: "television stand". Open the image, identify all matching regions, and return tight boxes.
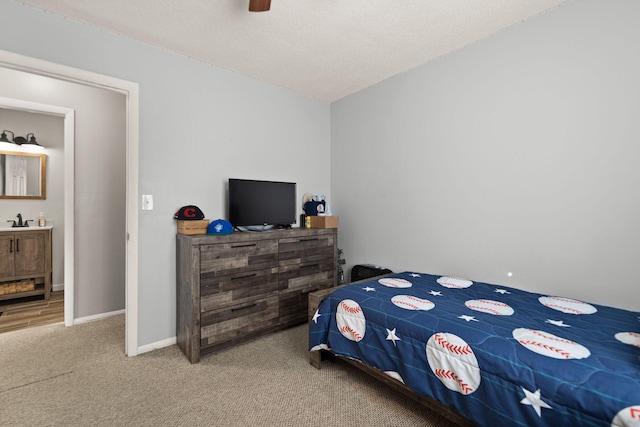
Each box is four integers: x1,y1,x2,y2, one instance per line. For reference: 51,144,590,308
176,227,338,363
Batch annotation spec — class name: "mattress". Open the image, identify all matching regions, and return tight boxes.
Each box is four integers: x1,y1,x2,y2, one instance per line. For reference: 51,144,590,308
309,271,640,426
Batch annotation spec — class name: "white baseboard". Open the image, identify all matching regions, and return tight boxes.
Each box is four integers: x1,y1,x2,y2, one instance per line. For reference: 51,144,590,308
136,336,177,355
73,309,125,325
69,308,176,356
52,283,64,292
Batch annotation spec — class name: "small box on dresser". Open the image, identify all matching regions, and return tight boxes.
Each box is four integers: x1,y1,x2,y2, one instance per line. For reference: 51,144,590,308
176,219,210,235
176,227,338,363
308,216,339,229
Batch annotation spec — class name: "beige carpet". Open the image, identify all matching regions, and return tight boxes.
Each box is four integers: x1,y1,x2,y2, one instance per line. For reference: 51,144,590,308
0,316,456,426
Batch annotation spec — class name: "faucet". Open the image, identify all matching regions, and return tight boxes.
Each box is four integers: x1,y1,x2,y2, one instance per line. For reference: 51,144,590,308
7,213,30,228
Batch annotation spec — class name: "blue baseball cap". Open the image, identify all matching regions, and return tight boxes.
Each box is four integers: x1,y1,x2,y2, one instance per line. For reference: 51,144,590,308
207,219,233,234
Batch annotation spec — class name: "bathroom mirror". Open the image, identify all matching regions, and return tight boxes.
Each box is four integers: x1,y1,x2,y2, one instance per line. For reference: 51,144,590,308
0,150,46,199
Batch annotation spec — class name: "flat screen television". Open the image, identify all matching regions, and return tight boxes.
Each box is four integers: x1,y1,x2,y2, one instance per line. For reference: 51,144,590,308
228,178,297,228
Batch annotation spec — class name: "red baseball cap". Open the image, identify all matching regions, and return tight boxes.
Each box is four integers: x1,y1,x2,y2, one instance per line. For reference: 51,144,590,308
174,205,205,220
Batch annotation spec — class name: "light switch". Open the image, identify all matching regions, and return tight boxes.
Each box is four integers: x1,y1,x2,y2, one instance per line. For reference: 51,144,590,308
142,194,153,210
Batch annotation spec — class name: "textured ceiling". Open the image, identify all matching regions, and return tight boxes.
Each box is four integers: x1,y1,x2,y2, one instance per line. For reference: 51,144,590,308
17,0,569,103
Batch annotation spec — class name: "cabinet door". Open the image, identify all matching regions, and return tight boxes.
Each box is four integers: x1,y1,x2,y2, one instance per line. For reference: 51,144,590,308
0,234,15,278
13,232,45,276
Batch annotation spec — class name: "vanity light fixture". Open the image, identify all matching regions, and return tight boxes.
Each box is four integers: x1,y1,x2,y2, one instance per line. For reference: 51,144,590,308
0,129,44,150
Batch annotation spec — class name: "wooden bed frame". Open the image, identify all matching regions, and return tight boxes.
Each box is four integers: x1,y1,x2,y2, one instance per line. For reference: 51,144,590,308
308,281,475,427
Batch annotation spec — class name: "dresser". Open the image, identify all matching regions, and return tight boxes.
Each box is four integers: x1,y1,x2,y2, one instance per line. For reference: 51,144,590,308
0,227,53,301
176,228,337,363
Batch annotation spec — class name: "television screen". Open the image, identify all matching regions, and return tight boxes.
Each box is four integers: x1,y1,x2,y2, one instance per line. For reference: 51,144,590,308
228,178,297,228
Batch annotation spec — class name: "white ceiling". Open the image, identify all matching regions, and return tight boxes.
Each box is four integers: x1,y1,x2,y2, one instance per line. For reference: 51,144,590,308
17,0,570,103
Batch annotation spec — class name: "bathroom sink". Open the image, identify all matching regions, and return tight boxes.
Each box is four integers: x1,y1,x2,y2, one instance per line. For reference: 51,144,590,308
0,222,51,230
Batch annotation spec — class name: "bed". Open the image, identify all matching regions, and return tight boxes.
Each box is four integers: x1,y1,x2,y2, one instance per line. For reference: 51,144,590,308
308,271,640,426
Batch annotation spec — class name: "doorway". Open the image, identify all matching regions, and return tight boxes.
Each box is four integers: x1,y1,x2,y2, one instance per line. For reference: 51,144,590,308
0,49,139,355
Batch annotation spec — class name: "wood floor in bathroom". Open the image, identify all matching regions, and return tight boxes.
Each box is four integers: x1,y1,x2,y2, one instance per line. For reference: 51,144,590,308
0,290,64,334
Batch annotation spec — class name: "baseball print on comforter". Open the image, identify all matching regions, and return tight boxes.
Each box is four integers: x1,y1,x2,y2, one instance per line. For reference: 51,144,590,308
309,272,640,426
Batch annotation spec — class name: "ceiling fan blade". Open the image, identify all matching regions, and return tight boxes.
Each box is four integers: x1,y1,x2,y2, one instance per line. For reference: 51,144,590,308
249,0,271,12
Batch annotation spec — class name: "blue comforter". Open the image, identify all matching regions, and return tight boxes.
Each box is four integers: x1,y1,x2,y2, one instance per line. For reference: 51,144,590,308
309,272,640,426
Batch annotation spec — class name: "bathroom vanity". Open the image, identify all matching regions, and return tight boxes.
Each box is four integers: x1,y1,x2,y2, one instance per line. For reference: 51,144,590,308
0,226,52,301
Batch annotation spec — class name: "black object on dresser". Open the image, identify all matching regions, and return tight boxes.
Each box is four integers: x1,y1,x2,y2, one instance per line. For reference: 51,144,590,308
176,228,337,363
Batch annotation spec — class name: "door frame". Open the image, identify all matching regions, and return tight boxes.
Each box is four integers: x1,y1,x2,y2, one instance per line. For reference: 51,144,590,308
0,49,140,356
0,95,75,317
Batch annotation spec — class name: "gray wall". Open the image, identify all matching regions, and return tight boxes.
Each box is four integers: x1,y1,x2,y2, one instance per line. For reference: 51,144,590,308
0,1,331,346
331,0,639,311
0,109,65,287
0,68,127,319
2,0,636,350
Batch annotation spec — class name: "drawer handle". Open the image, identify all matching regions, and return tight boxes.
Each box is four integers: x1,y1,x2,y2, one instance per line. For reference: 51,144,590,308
299,238,318,242
300,263,319,270
231,243,257,248
231,303,257,312
301,288,319,295
231,273,257,280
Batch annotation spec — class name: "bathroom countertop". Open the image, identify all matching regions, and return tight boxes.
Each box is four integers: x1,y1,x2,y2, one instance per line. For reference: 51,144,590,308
0,225,53,231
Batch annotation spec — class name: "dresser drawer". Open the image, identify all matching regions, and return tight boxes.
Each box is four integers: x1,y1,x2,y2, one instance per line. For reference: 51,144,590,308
278,259,335,292
200,240,278,277
278,235,335,265
200,296,279,349
200,267,278,311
